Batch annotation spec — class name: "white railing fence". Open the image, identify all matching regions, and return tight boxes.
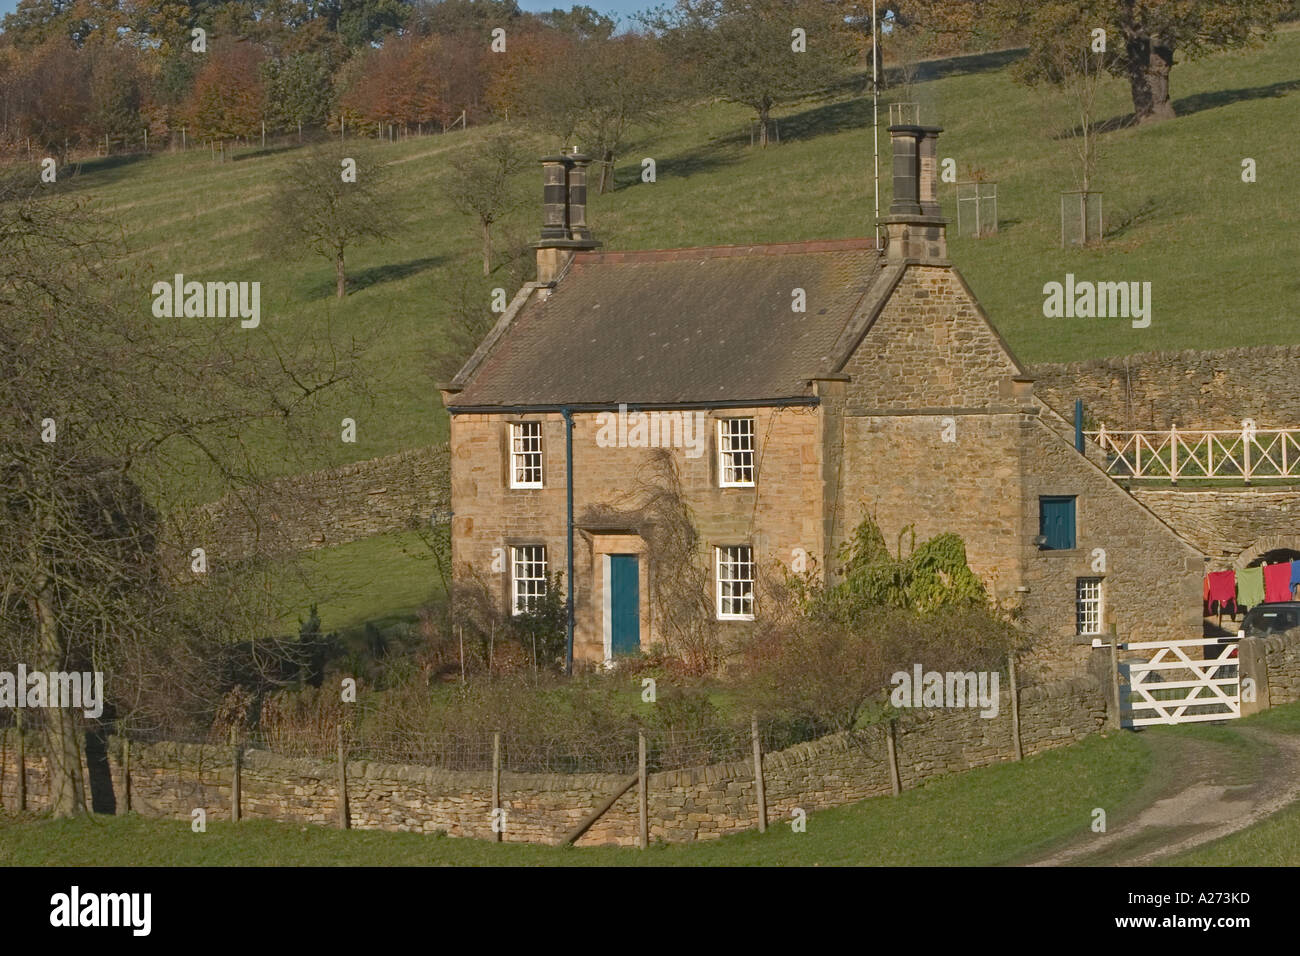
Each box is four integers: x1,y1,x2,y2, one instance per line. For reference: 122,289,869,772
1086,421,1300,483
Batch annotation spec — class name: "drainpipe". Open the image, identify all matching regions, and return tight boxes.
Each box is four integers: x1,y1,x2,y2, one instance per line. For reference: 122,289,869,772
1075,399,1085,453
561,407,575,675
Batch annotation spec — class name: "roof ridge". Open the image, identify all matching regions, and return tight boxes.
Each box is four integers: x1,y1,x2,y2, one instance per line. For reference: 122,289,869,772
575,238,881,265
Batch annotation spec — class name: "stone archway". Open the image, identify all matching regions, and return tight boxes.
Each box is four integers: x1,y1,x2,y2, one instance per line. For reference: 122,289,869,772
1234,534,1300,569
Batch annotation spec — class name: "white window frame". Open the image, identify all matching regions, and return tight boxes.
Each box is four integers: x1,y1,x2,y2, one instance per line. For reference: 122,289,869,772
1076,577,1103,636
509,421,544,489
511,545,547,615
715,545,755,620
718,417,756,487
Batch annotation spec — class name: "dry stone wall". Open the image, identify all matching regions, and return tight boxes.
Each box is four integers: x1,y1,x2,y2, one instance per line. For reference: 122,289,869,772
1131,488,1300,563
1259,630,1300,706
195,445,450,559
1029,346,1300,431
0,676,1105,846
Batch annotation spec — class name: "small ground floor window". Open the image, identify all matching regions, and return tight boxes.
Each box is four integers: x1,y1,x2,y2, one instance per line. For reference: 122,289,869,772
1076,576,1103,636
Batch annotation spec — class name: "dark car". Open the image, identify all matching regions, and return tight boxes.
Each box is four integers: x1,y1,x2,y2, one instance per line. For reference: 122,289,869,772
1233,602,1300,640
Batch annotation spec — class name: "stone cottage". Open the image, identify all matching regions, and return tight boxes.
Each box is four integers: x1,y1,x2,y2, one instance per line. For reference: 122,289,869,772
439,128,1206,678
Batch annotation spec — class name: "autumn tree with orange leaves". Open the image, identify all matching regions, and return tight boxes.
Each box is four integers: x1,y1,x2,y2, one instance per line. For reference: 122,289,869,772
185,40,266,146
340,36,441,132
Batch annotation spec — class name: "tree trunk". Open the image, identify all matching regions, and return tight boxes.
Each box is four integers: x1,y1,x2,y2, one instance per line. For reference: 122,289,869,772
33,575,86,818
599,149,613,194
758,104,770,148
335,253,346,298
1125,37,1176,124
482,221,492,277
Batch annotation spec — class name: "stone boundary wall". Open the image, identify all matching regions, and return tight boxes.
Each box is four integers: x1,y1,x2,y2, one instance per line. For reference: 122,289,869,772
1258,630,1300,707
0,676,1106,846
1131,487,1300,563
194,444,450,558
1028,346,1300,431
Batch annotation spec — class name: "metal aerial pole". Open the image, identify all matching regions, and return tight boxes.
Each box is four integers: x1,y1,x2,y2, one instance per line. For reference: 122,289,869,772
872,0,881,248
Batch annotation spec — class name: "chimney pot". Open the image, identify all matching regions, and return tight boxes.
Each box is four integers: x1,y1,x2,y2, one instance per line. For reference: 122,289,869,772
567,153,593,242
539,155,571,241
882,124,947,264
534,154,600,286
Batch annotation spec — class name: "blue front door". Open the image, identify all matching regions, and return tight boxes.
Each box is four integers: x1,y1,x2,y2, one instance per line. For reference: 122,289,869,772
610,554,640,658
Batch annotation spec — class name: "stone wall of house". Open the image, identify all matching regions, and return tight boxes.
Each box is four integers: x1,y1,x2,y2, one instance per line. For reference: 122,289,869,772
840,266,1023,412
0,676,1105,845
831,264,1204,679
1129,488,1300,565
448,405,826,662
1016,416,1206,662
193,445,450,559
1028,346,1300,431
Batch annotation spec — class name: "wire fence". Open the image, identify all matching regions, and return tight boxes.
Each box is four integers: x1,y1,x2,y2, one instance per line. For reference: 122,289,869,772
1,707,819,777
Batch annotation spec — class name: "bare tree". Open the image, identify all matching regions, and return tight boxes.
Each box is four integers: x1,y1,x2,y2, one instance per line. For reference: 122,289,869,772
444,131,531,276
887,20,927,104
265,144,398,297
517,32,677,194
0,172,367,814
1041,37,1106,195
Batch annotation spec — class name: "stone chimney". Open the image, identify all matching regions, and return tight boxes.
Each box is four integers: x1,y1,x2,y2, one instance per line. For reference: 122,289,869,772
881,125,947,264
535,150,600,285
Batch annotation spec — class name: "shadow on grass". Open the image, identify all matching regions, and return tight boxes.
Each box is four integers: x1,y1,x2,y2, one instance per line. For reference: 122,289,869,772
910,47,1027,83
316,256,444,298
1173,77,1300,117
1088,77,1300,132
1059,113,1137,140
60,152,152,190
629,142,747,184
233,142,305,162
1105,196,1159,239
769,97,873,142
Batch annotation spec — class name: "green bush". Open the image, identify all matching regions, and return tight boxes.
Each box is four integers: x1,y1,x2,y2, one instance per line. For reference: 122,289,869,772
742,517,1022,733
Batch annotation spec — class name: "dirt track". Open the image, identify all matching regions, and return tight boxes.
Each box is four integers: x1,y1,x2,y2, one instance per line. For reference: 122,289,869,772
1026,726,1300,866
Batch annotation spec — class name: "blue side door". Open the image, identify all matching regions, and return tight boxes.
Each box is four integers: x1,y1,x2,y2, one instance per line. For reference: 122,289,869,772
610,554,640,658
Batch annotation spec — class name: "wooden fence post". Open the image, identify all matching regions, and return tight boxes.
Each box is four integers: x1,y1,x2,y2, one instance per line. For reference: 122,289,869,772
1109,623,1123,730
120,735,131,815
492,732,502,843
336,724,350,830
637,732,648,850
751,714,767,833
1009,657,1023,761
230,726,241,823
16,711,26,811
886,719,902,796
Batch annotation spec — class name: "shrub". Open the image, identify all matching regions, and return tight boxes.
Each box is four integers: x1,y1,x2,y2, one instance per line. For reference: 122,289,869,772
740,517,1022,732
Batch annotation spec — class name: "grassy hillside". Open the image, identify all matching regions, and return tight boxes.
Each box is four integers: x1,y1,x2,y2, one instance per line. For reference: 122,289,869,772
269,530,444,633
54,28,1300,498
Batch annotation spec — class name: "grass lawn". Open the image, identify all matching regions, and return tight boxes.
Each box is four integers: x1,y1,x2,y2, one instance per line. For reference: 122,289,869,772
47,28,1300,503
269,530,445,634
0,730,1151,866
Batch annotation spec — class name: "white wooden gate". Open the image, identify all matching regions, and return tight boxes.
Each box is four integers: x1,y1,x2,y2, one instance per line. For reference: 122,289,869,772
1118,637,1241,727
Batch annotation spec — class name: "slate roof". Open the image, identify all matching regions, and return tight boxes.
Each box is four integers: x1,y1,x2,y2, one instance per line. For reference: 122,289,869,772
449,239,884,408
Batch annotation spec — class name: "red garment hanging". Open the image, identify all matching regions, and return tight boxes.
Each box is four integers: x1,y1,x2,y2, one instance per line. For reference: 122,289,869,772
1264,562,1293,603
1204,569,1237,616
